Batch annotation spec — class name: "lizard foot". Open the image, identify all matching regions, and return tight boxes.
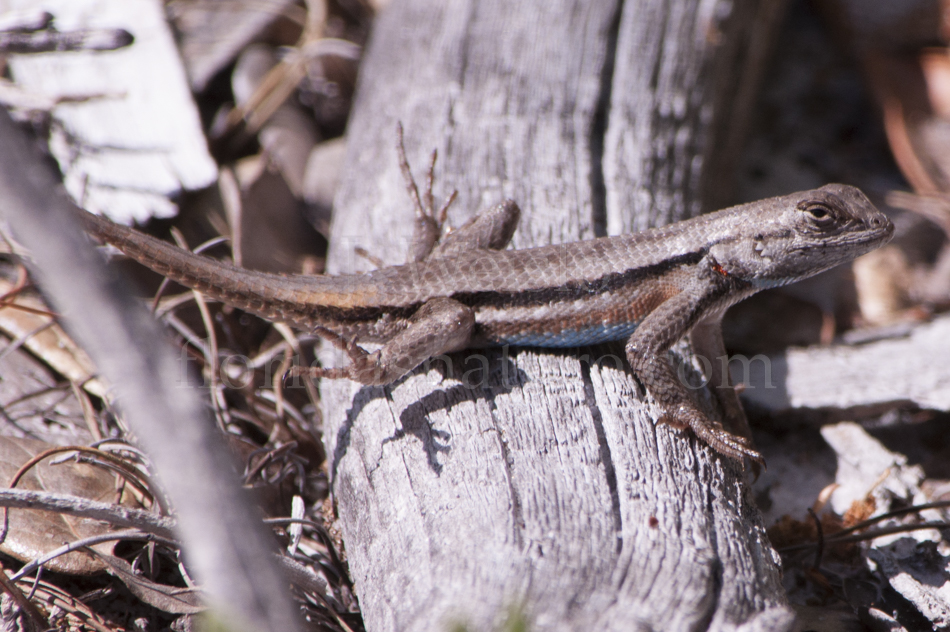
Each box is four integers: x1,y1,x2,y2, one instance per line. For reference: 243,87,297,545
287,327,387,385
396,122,459,262
659,407,765,467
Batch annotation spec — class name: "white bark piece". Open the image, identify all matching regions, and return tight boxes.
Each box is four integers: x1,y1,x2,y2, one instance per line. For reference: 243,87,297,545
750,431,836,527
736,314,950,413
302,137,345,234
820,426,950,629
861,607,910,632
869,540,950,630
2,0,218,223
820,422,924,515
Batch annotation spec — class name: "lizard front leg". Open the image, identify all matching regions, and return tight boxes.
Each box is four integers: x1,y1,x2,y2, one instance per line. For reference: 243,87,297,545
296,128,517,386
689,315,754,442
625,281,764,465
294,297,475,385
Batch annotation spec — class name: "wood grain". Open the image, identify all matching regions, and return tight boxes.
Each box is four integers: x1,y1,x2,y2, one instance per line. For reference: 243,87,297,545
324,1,792,630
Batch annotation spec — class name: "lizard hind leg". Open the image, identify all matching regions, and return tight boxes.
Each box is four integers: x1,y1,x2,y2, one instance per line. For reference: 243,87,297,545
675,406,764,465
396,122,459,262
291,297,475,386
394,123,521,261
658,399,765,465
430,199,522,257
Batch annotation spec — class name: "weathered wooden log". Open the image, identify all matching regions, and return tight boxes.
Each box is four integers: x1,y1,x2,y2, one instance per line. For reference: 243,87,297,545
324,1,792,630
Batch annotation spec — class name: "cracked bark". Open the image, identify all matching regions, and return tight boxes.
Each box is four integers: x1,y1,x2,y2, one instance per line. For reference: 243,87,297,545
323,1,793,630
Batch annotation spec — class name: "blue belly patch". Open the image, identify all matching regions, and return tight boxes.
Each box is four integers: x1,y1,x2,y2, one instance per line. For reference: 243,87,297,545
496,322,640,348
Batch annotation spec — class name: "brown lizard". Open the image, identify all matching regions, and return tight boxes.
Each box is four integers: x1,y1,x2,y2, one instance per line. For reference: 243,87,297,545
79,136,894,464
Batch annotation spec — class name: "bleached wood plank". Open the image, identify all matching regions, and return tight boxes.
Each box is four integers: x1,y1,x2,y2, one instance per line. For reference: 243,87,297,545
737,315,950,413
2,0,217,223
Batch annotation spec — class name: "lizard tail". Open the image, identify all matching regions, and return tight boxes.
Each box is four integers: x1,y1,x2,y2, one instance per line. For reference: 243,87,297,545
79,210,380,328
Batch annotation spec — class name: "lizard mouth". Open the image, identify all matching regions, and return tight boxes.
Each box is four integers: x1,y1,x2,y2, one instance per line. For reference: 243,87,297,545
794,219,894,253
851,219,895,248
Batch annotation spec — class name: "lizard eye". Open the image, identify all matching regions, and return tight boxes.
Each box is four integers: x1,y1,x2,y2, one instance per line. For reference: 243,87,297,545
801,202,835,225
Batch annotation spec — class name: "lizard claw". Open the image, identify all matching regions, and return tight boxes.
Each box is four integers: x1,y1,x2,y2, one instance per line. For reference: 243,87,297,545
704,428,765,467
288,327,386,384
659,405,765,468
311,326,369,362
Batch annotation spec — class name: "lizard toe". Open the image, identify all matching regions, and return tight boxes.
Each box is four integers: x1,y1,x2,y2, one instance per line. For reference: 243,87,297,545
670,406,765,466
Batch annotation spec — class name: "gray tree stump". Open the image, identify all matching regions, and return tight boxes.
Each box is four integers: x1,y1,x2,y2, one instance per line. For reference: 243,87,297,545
323,1,793,630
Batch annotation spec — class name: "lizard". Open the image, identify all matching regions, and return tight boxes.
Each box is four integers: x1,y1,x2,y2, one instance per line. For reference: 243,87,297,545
78,132,894,465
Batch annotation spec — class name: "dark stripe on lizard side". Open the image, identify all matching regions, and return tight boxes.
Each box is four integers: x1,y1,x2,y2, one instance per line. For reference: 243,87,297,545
470,270,682,347
267,249,709,328
450,249,706,310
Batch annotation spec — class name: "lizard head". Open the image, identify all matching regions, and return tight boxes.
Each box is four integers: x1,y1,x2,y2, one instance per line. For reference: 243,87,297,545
709,184,894,288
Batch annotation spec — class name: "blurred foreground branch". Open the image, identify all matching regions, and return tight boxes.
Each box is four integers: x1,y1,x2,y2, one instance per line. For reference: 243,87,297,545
0,108,302,632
